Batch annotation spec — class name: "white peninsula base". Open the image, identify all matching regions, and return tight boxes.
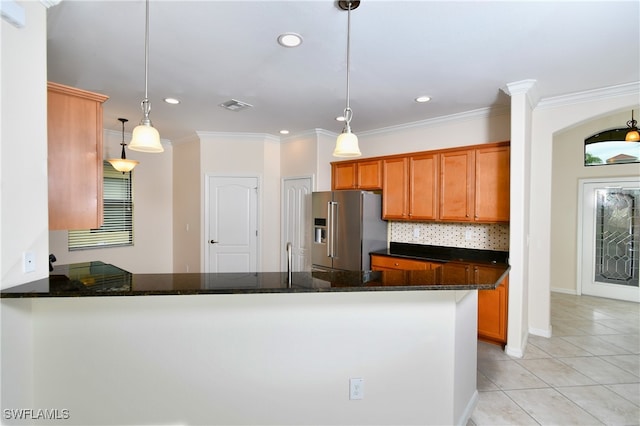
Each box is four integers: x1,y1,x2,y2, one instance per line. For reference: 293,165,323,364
1,290,478,425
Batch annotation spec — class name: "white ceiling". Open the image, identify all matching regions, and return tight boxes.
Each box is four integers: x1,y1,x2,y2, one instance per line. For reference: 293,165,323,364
46,0,640,141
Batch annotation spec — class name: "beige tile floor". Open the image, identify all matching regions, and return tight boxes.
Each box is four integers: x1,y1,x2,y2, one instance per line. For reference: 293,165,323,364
469,292,640,426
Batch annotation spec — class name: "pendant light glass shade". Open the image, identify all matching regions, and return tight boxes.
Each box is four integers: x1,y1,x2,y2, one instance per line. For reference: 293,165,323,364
334,129,361,157
625,110,640,142
128,0,163,153
130,120,163,152
108,158,139,173
108,118,139,173
333,1,361,158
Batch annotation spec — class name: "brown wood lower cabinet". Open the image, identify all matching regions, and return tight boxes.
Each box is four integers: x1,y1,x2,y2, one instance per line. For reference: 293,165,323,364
370,254,439,270
373,256,508,346
478,275,508,346
370,254,442,285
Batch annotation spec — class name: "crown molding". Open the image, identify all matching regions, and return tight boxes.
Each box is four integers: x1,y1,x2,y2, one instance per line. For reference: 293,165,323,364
280,128,338,140
40,0,62,9
195,131,280,143
1,0,25,28
503,79,540,109
537,81,640,110
358,106,510,138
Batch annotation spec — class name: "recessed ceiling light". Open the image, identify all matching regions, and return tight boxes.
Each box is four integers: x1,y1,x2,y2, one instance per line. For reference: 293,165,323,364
415,96,431,103
280,130,290,135
336,115,346,122
164,97,180,104
277,32,303,48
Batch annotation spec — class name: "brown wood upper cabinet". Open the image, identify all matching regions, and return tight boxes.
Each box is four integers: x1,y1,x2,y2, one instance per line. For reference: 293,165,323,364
475,145,510,222
48,82,109,230
440,143,510,223
439,149,475,221
330,142,509,223
331,159,382,190
382,153,438,220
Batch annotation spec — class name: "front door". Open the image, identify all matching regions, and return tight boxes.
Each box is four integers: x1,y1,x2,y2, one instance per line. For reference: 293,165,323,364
579,177,640,302
206,176,258,273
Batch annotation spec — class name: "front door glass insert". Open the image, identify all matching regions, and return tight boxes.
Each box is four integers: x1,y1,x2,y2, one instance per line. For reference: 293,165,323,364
594,188,639,287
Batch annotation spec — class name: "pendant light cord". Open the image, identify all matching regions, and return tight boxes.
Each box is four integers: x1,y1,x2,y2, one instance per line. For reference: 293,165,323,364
343,1,353,131
141,0,151,119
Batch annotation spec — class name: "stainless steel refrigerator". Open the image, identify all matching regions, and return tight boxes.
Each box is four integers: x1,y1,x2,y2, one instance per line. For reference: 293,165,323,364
312,190,387,271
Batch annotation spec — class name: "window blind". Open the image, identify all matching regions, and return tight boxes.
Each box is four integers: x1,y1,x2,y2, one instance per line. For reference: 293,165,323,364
68,162,133,250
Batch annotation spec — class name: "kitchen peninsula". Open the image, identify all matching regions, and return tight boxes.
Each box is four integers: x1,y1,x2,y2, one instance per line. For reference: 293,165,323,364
1,259,508,426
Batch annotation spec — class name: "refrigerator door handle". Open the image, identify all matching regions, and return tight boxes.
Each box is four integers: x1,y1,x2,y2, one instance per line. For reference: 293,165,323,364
328,201,338,258
327,202,332,257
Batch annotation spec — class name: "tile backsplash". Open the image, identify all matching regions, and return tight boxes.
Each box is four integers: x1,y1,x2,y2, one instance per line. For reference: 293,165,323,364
390,221,509,251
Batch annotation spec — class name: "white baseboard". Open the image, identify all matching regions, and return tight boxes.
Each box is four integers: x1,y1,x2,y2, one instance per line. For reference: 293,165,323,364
458,390,479,426
529,326,552,338
505,332,528,358
551,287,578,295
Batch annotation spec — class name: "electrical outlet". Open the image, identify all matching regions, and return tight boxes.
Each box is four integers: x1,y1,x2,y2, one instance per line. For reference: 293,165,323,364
465,228,473,240
349,378,364,400
413,227,420,239
23,251,36,273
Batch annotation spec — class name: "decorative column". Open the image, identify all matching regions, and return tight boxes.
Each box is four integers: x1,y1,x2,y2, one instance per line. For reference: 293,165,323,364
502,80,539,357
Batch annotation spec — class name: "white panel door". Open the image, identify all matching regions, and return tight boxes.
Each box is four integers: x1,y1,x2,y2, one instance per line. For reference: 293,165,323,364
207,176,258,273
281,177,312,272
579,177,640,302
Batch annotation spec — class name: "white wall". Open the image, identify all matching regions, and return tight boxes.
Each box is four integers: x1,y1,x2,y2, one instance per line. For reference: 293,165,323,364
173,135,201,273
280,130,320,182
48,131,174,274
551,109,640,294
1,2,49,289
198,132,281,272
529,83,640,337
358,109,511,157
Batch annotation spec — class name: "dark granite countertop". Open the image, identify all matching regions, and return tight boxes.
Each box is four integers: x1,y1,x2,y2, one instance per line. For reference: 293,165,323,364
372,242,509,265
1,246,510,298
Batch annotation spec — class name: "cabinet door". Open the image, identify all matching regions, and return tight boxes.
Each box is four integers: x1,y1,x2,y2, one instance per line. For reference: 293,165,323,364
357,159,382,190
475,146,510,222
370,255,430,270
382,157,408,219
439,150,474,221
409,153,438,220
48,82,108,230
332,161,357,190
477,270,509,345
439,262,471,284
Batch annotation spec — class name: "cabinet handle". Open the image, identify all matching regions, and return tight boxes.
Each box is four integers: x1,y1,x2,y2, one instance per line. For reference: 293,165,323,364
209,240,218,244
394,262,399,266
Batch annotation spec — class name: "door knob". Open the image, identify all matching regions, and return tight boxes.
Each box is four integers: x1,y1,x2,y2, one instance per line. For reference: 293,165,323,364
209,240,218,244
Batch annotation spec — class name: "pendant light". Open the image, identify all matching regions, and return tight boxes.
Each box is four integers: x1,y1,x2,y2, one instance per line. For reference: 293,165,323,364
333,0,361,158
625,110,640,142
128,0,163,153
108,118,139,173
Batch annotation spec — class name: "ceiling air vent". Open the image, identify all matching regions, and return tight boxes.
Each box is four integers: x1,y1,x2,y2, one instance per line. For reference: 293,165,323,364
219,99,253,112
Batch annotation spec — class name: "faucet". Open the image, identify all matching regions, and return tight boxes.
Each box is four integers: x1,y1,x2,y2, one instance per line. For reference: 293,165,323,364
286,242,292,286
49,253,57,272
